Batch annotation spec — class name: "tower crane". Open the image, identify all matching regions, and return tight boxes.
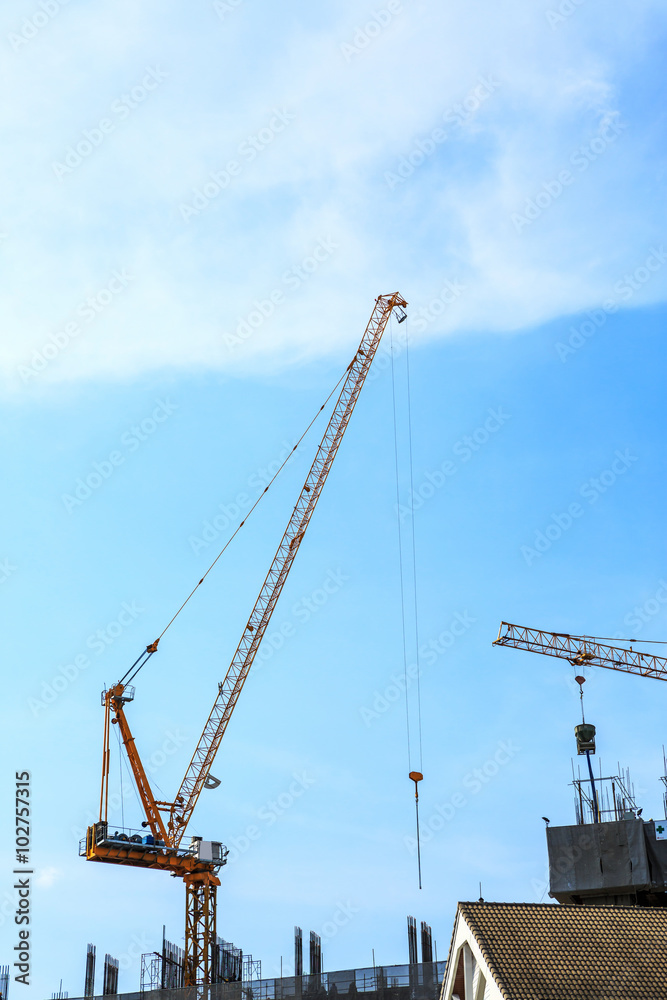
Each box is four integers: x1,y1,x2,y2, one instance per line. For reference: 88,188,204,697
493,621,667,680
82,293,408,987
493,621,667,822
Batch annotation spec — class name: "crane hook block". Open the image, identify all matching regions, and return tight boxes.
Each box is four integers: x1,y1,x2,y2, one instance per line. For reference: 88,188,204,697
147,639,159,654
409,771,423,800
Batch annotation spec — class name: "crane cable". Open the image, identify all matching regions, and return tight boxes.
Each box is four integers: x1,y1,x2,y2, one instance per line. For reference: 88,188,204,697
118,714,168,821
575,634,667,646
120,363,352,689
116,723,125,830
390,315,424,888
404,322,424,773
390,322,413,772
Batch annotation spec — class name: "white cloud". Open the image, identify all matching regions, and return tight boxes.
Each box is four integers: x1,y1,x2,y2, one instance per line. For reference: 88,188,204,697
34,866,60,888
0,0,664,390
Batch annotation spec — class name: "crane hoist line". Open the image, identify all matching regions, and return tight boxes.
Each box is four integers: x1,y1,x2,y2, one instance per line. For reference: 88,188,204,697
82,292,408,988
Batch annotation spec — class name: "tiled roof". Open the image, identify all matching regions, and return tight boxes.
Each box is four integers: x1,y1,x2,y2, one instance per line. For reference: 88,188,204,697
457,900,667,1000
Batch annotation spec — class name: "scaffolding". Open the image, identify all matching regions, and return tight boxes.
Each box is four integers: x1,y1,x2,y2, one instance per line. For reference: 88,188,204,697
141,954,162,994
141,934,186,993
571,761,639,825
142,933,248,991
243,956,261,985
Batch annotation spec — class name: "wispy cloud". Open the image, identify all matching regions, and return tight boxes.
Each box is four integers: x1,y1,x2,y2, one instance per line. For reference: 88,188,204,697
34,866,60,888
0,0,665,390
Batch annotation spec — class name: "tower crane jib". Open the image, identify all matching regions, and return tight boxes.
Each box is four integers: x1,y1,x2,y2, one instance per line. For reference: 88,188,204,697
169,292,407,845
493,621,667,681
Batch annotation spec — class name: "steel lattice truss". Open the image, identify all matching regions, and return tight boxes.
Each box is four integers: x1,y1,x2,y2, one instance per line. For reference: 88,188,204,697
493,621,667,681
184,878,217,988
169,293,407,845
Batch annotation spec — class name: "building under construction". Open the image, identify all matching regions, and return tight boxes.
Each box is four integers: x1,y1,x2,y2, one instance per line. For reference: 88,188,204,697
65,961,445,1000
64,919,443,1000
547,764,667,907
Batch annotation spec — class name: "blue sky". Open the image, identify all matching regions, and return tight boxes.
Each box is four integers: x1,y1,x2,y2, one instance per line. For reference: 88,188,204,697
1,0,666,996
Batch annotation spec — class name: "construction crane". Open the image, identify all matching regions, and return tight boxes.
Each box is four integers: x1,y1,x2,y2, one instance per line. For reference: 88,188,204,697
493,621,667,826
493,621,667,680
82,292,408,987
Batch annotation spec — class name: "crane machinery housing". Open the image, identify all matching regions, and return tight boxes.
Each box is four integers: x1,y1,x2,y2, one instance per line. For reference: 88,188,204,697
82,293,408,987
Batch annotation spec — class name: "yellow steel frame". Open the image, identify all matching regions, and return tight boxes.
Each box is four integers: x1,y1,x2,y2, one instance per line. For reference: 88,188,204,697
89,293,408,987
167,293,408,848
184,872,219,987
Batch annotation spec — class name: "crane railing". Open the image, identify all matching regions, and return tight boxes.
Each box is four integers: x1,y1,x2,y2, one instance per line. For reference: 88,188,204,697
493,621,667,681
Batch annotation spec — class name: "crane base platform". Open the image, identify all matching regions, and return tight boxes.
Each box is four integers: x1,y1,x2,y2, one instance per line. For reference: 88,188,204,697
81,823,225,878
